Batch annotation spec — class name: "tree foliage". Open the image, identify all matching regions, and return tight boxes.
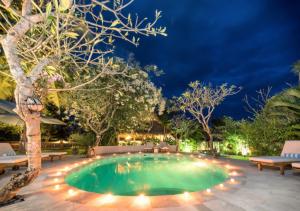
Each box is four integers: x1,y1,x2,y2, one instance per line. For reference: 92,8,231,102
65,58,165,146
175,81,240,151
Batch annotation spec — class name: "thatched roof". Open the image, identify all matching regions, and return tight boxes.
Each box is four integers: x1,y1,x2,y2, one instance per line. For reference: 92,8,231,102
136,120,169,135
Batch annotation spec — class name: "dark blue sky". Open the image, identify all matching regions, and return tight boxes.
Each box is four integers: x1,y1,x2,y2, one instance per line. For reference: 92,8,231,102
117,0,300,119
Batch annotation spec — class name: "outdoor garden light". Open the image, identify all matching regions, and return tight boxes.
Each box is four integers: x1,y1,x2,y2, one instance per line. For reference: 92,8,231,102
206,189,211,193
113,153,116,156
138,151,142,154
68,189,77,197
134,194,150,207
96,156,101,159
182,192,191,201
230,171,237,176
100,193,115,204
54,178,58,182
26,97,43,112
89,158,92,162
225,164,230,169
83,161,87,164
64,166,70,171
230,178,235,183
56,171,62,176
219,184,224,188
54,185,60,190
128,152,131,154
194,161,207,167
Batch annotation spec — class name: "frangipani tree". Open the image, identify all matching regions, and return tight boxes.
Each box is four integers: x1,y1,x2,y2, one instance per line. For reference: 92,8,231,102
66,58,165,149
176,81,240,153
0,0,165,203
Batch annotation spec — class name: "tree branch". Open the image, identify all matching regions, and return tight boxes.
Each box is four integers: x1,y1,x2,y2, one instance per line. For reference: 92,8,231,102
30,57,58,82
22,0,32,16
1,0,12,8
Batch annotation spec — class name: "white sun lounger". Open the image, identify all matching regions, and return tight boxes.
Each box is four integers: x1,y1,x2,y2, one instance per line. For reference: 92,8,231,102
0,154,49,174
249,140,300,175
143,142,154,153
0,155,27,174
292,162,300,172
0,143,67,174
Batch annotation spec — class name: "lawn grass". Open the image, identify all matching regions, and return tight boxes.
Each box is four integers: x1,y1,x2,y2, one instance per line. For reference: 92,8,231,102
222,154,249,161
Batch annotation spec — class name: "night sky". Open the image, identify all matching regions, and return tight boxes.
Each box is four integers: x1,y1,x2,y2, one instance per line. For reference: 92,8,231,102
117,0,300,119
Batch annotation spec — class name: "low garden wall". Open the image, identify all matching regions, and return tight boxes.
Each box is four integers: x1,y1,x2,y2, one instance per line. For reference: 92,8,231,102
94,145,177,155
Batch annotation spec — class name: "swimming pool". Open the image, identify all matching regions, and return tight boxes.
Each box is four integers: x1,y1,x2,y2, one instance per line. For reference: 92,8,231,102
65,154,228,196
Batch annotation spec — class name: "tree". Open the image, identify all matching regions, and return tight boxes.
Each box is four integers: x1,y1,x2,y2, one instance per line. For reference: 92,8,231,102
244,87,272,119
267,87,300,121
239,87,298,156
176,81,240,153
67,86,117,148
239,114,290,156
265,87,300,139
66,59,164,148
0,0,165,203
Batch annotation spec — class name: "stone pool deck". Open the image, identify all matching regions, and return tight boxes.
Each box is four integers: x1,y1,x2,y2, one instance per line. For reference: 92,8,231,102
0,155,300,211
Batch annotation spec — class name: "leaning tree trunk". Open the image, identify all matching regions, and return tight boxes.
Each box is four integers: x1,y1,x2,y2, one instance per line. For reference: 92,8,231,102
0,1,47,204
204,127,214,153
208,134,214,153
88,134,100,157
0,84,42,203
95,134,101,147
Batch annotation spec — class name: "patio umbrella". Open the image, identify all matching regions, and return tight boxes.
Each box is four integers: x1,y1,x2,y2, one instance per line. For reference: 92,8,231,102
0,100,66,126
0,113,66,126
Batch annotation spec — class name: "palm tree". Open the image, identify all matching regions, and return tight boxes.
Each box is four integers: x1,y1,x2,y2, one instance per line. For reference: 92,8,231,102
267,87,300,119
266,87,300,138
292,61,300,86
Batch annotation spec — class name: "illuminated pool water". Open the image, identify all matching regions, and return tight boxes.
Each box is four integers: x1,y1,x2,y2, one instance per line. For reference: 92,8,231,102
65,154,228,196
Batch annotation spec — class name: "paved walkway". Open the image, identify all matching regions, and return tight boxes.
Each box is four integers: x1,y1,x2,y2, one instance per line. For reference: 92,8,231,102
0,155,299,211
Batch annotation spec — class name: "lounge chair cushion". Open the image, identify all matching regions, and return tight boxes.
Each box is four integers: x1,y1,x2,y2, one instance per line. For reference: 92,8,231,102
283,153,300,158
280,140,300,156
250,156,300,163
0,155,27,164
292,163,300,168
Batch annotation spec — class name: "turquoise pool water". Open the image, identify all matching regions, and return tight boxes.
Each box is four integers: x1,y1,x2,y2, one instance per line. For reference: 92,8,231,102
65,154,228,196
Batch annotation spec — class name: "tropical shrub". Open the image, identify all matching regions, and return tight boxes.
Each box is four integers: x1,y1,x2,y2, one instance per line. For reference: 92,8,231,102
179,139,199,152
68,133,95,154
239,114,290,156
0,123,21,141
